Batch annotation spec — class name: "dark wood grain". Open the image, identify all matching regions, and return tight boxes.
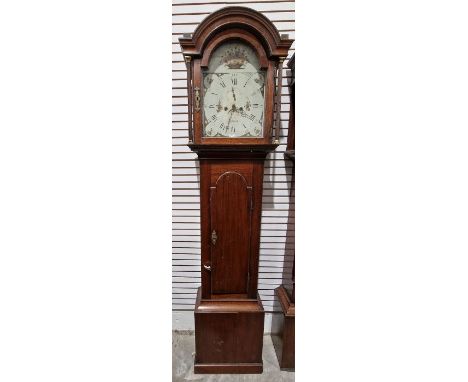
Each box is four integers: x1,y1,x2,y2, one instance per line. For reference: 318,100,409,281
281,314,295,369
285,52,294,159
275,285,295,369
284,51,295,301
210,172,251,294
179,6,294,374
194,288,264,374
275,54,296,369
276,51,295,370
197,155,268,300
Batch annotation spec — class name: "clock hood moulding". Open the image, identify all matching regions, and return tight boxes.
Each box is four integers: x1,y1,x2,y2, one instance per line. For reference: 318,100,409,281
179,6,294,60
179,6,294,147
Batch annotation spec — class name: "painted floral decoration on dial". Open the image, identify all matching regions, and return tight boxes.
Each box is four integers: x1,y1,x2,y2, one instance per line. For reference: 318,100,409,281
203,41,265,138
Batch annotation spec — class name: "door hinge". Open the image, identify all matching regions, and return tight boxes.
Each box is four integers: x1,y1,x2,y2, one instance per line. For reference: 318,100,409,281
211,230,217,245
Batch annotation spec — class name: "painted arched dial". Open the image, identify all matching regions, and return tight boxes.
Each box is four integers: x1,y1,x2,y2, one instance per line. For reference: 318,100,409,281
210,172,252,294
202,41,265,138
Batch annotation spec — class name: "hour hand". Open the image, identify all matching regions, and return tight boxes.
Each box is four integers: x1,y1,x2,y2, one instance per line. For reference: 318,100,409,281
231,87,236,101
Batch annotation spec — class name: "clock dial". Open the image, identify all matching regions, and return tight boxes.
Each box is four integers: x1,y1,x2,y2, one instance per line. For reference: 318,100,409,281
202,41,265,138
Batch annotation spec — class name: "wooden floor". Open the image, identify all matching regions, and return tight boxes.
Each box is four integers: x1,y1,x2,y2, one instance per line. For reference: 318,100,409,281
172,331,295,381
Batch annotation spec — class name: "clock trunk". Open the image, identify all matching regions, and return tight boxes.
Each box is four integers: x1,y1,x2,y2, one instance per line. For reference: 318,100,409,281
194,150,267,373
198,154,265,300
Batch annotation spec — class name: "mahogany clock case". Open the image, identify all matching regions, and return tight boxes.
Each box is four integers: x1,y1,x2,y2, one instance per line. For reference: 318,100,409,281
275,285,295,369
194,288,264,374
193,148,271,373
179,6,293,147
179,6,294,374
274,52,295,370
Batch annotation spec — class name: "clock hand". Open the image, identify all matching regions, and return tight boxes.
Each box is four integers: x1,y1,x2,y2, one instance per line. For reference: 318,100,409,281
226,108,234,131
231,87,236,101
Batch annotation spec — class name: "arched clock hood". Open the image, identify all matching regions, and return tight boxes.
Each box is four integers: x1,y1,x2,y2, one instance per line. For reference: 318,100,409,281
179,6,293,60
179,6,294,150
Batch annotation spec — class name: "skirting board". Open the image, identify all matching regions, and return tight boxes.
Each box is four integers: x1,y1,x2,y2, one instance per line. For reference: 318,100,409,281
173,311,284,334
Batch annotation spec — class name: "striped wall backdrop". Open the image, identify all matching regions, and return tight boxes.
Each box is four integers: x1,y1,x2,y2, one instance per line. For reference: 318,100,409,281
172,0,295,329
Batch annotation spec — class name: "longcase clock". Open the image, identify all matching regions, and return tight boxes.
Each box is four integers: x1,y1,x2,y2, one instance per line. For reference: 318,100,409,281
179,7,293,374
276,52,295,369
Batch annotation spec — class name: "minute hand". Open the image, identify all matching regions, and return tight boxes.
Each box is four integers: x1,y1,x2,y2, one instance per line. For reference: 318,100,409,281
226,108,234,132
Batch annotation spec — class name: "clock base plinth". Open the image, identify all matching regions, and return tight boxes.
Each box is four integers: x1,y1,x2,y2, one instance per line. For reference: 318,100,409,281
275,285,295,369
194,287,265,374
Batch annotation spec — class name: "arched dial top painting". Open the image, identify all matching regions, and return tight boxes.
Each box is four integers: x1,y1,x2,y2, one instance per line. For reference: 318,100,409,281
202,41,265,138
